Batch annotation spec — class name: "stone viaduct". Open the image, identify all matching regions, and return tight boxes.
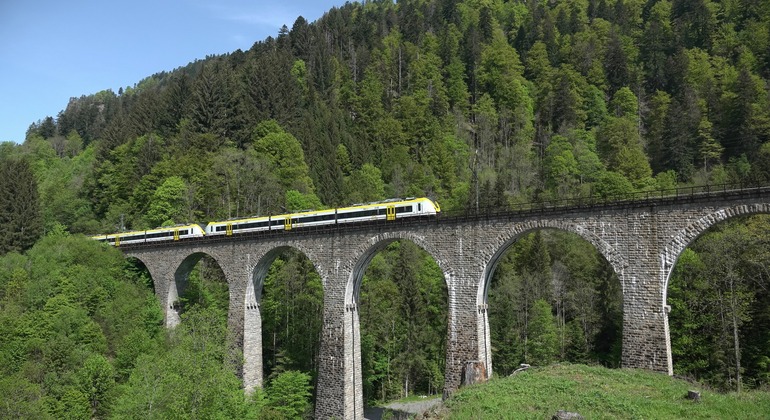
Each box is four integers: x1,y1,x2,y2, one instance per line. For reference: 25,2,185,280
121,186,770,419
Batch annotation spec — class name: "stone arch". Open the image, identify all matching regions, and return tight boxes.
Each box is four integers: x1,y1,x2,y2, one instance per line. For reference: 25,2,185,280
476,220,624,378
340,231,452,418
246,244,326,308
478,220,624,307
242,243,326,394
167,251,228,328
345,231,452,306
661,203,770,305
658,203,770,378
123,254,156,294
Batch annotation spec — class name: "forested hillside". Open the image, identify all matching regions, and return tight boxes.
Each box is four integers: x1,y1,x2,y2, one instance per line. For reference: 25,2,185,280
1,0,770,417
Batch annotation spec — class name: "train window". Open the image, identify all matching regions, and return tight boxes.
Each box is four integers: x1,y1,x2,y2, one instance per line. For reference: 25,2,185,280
355,209,377,217
396,206,413,214
418,203,422,211
299,214,334,223
241,220,270,229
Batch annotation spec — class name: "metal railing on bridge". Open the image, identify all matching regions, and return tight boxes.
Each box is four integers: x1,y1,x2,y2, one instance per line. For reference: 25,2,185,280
438,182,770,222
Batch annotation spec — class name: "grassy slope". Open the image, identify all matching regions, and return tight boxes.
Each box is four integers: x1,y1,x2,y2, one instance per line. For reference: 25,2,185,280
439,364,770,419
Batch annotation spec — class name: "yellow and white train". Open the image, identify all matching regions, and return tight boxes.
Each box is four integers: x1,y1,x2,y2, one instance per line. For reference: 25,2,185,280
92,197,440,246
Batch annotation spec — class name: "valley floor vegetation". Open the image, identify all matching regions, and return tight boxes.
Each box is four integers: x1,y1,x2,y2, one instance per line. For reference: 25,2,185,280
2,0,770,417
439,363,770,419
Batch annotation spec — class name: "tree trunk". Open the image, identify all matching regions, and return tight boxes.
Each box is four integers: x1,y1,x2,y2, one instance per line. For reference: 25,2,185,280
730,277,743,392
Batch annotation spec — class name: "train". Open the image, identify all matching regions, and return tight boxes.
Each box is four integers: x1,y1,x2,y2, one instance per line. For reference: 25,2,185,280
91,197,440,246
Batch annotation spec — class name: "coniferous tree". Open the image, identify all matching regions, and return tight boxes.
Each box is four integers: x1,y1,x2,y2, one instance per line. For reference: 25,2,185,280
0,158,43,254
526,299,559,365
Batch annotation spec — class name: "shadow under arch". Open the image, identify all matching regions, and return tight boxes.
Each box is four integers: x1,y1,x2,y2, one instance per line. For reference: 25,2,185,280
478,223,625,377
344,233,450,412
242,244,325,397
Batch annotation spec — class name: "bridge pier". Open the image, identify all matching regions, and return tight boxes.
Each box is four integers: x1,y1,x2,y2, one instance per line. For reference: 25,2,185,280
619,260,673,374
609,210,674,375
241,288,263,393
444,263,491,397
315,265,362,419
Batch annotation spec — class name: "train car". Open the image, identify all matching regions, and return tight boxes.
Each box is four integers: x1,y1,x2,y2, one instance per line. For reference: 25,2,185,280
334,197,439,225
205,214,278,236
205,197,440,236
91,224,205,246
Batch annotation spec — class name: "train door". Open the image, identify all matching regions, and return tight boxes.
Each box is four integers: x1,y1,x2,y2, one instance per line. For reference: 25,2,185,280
284,217,293,231
173,229,180,241
114,235,120,246
226,223,233,236
386,205,396,221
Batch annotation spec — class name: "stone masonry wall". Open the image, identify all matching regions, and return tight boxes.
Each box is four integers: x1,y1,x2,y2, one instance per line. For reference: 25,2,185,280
123,191,770,419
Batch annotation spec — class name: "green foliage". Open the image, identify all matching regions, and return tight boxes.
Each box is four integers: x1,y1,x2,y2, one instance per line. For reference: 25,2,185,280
285,189,323,212
265,370,312,418
0,157,43,254
0,235,164,418
593,171,634,199
260,251,323,393
359,241,447,403
253,122,316,195
345,163,386,204
112,307,251,419
543,135,578,194
444,364,770,419
145,176,189,227
596,116,652,186
669,216,770,391
526,300,559,365
6,0,770,406
488,230,623,375
608,86,638,119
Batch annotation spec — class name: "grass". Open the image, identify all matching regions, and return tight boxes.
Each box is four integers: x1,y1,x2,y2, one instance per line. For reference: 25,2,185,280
440,364,770,419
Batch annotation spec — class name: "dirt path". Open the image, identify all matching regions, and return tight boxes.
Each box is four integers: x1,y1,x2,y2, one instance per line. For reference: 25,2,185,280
364,397,443,419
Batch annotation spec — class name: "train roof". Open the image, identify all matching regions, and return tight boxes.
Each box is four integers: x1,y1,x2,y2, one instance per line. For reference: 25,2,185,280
207,197,439,226
91,224,205,238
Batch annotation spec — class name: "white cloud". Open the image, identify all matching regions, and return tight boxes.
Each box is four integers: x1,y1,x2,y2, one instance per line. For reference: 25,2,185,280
198,1,293,28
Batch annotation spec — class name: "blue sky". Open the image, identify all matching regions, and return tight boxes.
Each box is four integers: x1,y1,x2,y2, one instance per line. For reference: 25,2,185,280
0,0,347,143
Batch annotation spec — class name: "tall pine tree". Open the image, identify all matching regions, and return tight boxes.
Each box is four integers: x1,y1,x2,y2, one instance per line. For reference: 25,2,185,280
0,158,43,254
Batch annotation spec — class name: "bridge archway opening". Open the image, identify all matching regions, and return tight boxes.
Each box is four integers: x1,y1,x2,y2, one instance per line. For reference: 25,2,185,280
351,239,448,406
482,229,623,376
247,246,323,409
665,214,770,392
124,256,155,295
169,252,230,327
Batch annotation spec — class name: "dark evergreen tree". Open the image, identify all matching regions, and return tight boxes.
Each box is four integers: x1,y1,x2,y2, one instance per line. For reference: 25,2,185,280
0,158,43,254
